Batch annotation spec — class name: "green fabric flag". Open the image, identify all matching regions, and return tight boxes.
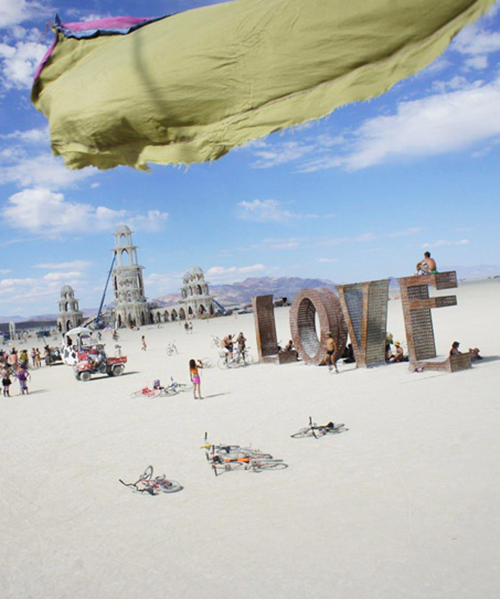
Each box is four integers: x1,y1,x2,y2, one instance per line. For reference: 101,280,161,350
31,0,496,171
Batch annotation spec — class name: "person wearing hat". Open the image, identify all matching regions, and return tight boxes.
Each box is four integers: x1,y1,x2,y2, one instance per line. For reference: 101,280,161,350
393,340,405,362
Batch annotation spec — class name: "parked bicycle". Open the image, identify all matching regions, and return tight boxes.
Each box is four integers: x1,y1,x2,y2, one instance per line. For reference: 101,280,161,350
201,433,273,460
130,385,161,398
200,357,214,368
291,416,348,439
161,376,192,395
119,465,182,495
217,347,254,369
202,433,286,476
166,341,179,356
211,335,221,348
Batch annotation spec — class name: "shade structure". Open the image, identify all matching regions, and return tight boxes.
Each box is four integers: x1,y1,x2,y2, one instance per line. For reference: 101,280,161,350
31,0,496,171
66,326,94,336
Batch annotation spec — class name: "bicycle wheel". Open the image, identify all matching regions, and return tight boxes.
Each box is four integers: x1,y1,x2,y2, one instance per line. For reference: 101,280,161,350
156,479,183,493
237,448,273,459
242,353,254,365
130,389,145,398
290,427,314,438
252,460,288,471
147,389,162,398
161,386,179,396
217,358,229,370
175,383,192,393
201,357,213,368
140,465,154,480
327,423,347,434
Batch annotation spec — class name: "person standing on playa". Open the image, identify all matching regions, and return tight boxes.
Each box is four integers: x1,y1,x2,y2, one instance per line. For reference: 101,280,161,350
324,334,339,373
141,335,147,351
189,359,203,399
2,368,12,396
416,251,438,275
9,348,18,368
16,366,30,395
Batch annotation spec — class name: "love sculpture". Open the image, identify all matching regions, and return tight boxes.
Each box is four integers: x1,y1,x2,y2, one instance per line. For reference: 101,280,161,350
252,271,471,373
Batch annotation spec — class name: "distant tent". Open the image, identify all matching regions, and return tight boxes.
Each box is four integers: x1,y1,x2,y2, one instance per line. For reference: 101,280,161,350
32,0,496,171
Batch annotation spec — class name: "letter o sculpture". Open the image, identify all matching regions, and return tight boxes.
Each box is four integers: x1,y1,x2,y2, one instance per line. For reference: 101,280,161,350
290,287,348,365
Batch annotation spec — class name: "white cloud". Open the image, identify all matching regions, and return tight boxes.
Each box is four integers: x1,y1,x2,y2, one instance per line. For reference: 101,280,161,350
43,271,84,282
301,76,500,171
321,228,421,247
249,140,316,169
128,210,169,232
431,76,478,93
464,55,488,70
0,1,49,29
237,199,334,222
207,264,267,281
453,23,500,56
0,153,97,189
422,239,470,248
1,188,169,237
35,260,92,270
0,38,47,89
1,126,49,144
0,271,88,312
219,236,306,254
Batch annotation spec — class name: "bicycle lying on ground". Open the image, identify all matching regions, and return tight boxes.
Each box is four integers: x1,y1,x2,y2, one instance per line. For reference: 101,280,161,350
202,433,287,476
166,341,179,356
130,386,162,398
162,377,191,394
130,377,192,398
291,417,348,439
119,465,183,495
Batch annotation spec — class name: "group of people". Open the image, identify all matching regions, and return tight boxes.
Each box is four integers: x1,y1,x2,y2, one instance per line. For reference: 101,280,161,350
385,333,408,363
1,348,31,396
221,332,247,363
450,341,482,361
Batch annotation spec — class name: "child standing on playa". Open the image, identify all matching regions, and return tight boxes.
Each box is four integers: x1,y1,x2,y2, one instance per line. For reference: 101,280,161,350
16,367,30,395
141,335,147,351
189,359,203,400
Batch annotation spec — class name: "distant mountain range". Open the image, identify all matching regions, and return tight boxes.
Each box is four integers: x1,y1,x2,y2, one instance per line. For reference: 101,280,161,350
156,276,338,308
2,267,499,323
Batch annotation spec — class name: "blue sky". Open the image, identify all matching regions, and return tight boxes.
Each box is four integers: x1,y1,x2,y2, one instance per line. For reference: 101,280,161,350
1,0,500,317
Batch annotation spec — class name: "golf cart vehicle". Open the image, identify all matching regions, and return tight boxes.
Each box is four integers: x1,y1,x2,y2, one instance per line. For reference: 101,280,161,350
74,348,127,381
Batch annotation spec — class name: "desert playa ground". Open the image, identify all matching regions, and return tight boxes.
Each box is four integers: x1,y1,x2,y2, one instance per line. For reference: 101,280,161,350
1,278,500,599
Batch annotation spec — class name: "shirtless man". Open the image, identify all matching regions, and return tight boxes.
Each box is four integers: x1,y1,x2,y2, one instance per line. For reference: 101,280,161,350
324,333,338,373
221,334,234,362
416,251,437,275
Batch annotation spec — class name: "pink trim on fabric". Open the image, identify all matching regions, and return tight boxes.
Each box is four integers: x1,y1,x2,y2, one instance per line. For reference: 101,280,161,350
34,41,57,81
61,17,152,32
33,16,155,82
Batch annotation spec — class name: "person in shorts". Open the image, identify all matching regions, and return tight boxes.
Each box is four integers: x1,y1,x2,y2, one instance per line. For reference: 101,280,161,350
2,368,12,396
189,359,203,399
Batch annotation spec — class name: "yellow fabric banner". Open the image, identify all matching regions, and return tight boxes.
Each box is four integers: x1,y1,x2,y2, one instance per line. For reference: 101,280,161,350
32,0,496,171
